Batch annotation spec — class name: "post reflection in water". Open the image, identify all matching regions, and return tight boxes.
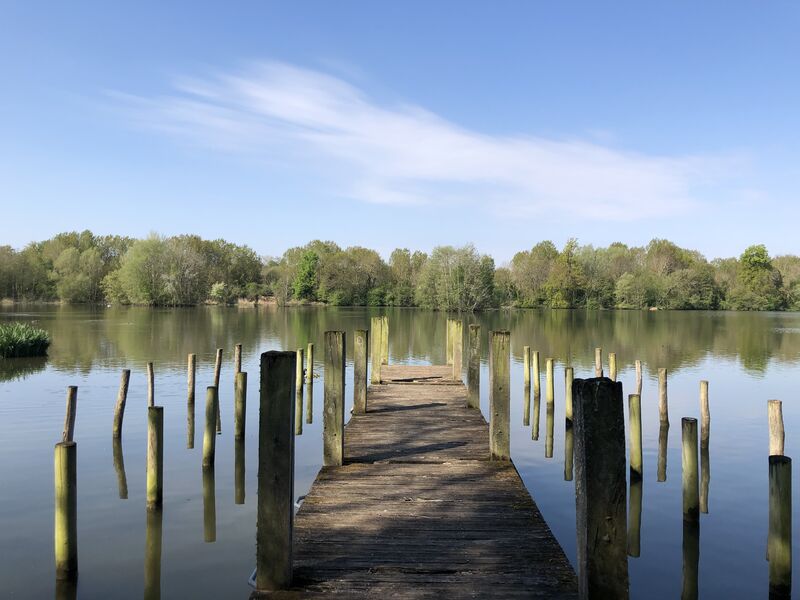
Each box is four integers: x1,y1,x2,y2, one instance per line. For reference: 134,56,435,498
144,507,163,600
531,391,540,441
563,422,574,481
112,437,128,500
658,423,669,482
628,480,643,558
235,438,245,505
523,385,531,427
700,442,710,514
682,520,700,600
305,382,314,424
545,404,554,459
295,385,304,436
54,579,77,600
203,467,216,543
187,399,195,450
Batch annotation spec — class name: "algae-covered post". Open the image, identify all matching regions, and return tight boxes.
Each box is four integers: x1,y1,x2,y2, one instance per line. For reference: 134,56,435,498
467,324,480,410
489,330,510,461
54,440,77,581
324,331,345,466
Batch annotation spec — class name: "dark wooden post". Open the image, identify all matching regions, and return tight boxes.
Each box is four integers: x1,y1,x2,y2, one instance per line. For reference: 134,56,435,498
489,330,510,461
112,370,130,438
573,377,629,599
467,324,480,409
146,406,164,509
324,331,346,466
354,329,368,414
256,351,296,591
234,372,247,439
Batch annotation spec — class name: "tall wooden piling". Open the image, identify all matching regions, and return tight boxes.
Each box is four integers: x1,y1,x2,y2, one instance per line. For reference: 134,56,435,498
234,372,247,439
565,367,574,423
446,318,455,365
54,441,77,580
380,315,389,365
354,330,368,414
295,348,305,393
146,406,164,509
769,400,785,456
202,387,218,469
62,386,77,443
700,381,710,514
682,417,699,522
658,423,669,483
370,317,382,385
324,331,345,467
523,346,531,388
628,394,643,480
234,343,242,374
187,354,196,449
658,368,669,425
256,351,296,591
112,370,130,438
452,320,463,382
306,342,314,383
768,455,792,599
489,330,511,461
573,377,629,599
295,349,304,436
546,358,554,406
609,352,617,382
594,347,603,377
467,324,481,410
305,380,314,425
700,381,710,445
532,350,541,401
635,360,642,396
214,348,223,433
147,362,154,408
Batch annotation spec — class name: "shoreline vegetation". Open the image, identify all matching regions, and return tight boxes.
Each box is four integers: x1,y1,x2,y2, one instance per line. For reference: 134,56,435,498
0,231,797,312
0,323,51,358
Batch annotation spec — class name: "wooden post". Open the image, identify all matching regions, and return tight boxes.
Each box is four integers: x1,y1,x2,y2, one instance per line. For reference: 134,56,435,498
573,377,629,599
234,343,242,374
545,404,554,459
682,417,699,522
608,352,617,382
532,350,541,401
700,380,710,514
256,351,296,591
700,381,710,446
467,324,481,409
295,348,304,393
452,320,463,382
146,406,164,509
54,441,77,580
295,349,304,436
629,394,643,481
381,315,389,365
202,387,218,469
147,362,154,408
234,372,247,440
144,506,163,599
628,480,642,558
305,380,314,425
768,455,792,598
187,354,196,449
546,358,554,406
214,348,223,433
306,342,314,383
564,422,574,481
203,466,216,543
769,400,785,456
658,368,669,425
112,436,128,500
523,346,531,388
235,438,245,505
324,331,345,467
565,367,574,423
62,386,77,443
446,318,454,365
594,347,603,377
354,330,368,414
658,423,669,483
370,316,382,384
489,330,511,461
112,370,130,438
634,360,642,396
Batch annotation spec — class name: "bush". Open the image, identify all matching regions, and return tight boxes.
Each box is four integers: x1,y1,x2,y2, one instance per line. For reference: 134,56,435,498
0,323,51,358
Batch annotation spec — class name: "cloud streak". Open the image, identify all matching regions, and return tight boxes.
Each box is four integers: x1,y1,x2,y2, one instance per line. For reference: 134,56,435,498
116,61,738,220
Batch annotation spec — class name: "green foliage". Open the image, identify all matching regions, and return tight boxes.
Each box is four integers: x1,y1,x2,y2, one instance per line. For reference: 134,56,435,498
0,323,51,358
292,250,319,301
726,245,785,311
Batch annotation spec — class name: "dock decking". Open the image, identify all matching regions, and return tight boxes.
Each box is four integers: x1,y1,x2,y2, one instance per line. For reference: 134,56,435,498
258,364,577,598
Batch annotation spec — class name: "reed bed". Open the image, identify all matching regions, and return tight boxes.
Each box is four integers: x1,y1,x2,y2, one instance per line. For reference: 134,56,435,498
0,322,51,358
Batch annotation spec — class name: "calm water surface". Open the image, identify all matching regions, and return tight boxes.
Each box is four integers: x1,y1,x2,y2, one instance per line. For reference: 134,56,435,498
1,305,799,598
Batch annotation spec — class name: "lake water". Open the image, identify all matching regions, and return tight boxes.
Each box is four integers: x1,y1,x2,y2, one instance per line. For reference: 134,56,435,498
1,305,798,599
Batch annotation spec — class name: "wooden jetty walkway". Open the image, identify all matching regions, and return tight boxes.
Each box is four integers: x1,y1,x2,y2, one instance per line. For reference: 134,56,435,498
257,363,577,598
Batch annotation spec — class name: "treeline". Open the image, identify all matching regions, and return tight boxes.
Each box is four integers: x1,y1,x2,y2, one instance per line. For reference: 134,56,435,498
1,231,799,311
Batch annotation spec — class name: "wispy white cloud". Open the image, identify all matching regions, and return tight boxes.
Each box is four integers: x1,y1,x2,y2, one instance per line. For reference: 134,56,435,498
114,60,742,220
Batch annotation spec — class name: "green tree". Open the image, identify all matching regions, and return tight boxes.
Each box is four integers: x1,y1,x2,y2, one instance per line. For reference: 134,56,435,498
292,250,320,301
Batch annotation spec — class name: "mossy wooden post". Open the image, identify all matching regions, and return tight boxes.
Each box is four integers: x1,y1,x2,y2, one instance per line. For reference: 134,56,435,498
324,331,345,466
467,324,481,409
545,358,554,406
628,480,642,558
112,370,130,438
187,354,196,449
234,438,245,505
682,417,699,522
768,455,792,598
573,377,629,600
658,368,669,425
629,394,643,481
608,352,617,382
452,320,463,382
234,343,242,375
370,317,382,385
295,348,304,436
380,315,389,365
256,351,296,591
54,441,77,580
769,400,785,456
214,348,223,433
700,381,710,514
523,346,531,388
112,436,128,500
147,362,154,408
234,372,247,440
62,386,77,443
354,330,368,414
202,387,218,469
594,347,603,377
489,330,511,461
144,506,163,600
306,342,314,383
146,406,164,509
203,466,216,543
635,360,642,396
565,367,574,423
658,422,669,482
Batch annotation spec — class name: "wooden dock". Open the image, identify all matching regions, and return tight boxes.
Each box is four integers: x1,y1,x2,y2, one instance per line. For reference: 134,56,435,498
256,364,577,598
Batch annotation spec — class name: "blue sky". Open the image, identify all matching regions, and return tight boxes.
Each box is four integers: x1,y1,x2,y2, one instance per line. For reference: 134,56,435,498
2,1,799,263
